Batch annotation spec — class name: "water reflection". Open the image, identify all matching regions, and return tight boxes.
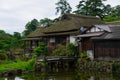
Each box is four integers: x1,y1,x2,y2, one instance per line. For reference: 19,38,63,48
2,70,120,80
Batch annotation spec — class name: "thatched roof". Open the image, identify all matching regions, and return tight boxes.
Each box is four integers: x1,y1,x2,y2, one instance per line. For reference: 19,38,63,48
44,14,102,33
26,27,45,38
22,38,42,41
25,14,102,39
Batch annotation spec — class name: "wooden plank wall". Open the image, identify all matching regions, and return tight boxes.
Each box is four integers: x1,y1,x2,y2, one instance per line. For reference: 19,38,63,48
82,38,94,52
94,40,120,59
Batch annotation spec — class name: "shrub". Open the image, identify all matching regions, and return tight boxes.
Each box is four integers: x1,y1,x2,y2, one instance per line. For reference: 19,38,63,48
52,43,78,56
0,52,7,60
0,60,35,72
66,43,78,56
52,44,68,56
80,52,88,58
78,52,91,62
0,50,5,53
34,42,48,57
28,58,36,66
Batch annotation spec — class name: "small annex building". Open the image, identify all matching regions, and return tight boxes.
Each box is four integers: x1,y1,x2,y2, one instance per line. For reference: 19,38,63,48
22,14,102,55
76,25,120,60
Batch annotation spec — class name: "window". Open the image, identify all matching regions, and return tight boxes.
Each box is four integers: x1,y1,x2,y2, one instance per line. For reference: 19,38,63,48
50,37,55,43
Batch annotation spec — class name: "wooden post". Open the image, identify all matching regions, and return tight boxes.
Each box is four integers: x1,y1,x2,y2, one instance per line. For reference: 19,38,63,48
30,40,33,57
66,36,70,44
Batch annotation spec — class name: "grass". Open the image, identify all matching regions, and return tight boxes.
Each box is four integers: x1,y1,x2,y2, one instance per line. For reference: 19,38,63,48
0,58,35,72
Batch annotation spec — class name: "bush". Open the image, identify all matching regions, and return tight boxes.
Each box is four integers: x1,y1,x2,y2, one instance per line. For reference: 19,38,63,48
0,58,36,72
0,53,7,60
66,43,78,56
0,50,5,53
28,58,36,66
52,43,78,56
80,52,88,58
52,44,68,56
34,42,48,57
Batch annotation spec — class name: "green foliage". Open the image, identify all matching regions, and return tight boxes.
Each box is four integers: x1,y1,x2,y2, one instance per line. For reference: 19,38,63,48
52,43,78,56
0,53,7,60
34,42,48,56
80,52,88,58
55,0,72,15
22,19,39,36
111,5,120,17
103,15,120,22
40,60,47,67
0,30,12,51
74,0,111,19
0,30,22,52
0,58,35,72
103,5,120,22
0,50,5,53
66,43,78,56
0,50,7,60
52,44,68,56
112,62,120,72
13,32,21,39
39,18,53,27
27,58,36,66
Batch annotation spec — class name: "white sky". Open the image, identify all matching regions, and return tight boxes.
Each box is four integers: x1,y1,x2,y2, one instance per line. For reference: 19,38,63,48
0,0,120,34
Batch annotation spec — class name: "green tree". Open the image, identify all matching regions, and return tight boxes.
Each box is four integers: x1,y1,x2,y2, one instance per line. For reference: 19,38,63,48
52,43,78,56
111,5,120,17
34,42,48,57
13,32,21,39
39,18,53,27
74,0,110,19
55,0,72,16
22,19,39,36
0,30,12,51
66,43,78,56
0,30,22,52
103,5,120,22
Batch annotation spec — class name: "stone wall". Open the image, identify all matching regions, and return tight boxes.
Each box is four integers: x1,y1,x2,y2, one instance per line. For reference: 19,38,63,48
78,61,113,73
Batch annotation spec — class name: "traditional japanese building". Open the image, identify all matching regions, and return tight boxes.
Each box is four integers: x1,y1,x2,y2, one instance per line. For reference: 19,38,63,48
22,14,102,55
76,25,120,60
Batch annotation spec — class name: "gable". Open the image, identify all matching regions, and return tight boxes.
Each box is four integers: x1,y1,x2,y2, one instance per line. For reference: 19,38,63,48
86,25,113,33
87,26,104,33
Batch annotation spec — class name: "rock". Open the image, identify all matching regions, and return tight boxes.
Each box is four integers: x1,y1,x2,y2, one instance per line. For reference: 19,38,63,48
16,69,22,75
7,69,16,76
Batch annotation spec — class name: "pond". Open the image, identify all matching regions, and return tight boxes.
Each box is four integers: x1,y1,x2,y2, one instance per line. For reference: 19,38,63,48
1,70,120,80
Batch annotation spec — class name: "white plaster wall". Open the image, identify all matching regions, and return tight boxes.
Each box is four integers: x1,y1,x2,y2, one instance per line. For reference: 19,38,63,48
50,37,55,42
70,36,76,44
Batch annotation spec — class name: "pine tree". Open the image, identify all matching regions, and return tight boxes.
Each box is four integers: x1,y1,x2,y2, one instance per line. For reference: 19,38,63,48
74,0,110,19
55,0,72,16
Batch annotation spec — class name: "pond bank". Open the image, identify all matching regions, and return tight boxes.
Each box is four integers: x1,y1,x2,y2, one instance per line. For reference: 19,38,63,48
0,58,35,77
1,58,120,77
1,70,120,80
78,60,120,73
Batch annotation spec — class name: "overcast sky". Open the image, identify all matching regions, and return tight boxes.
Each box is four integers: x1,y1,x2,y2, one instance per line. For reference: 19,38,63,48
0,0,120,34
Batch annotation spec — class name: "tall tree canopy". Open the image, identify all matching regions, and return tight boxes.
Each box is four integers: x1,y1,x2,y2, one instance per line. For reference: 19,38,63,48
22,19,39,36
103,5,120,22
13,32,21,40
0,30,22,51
0,30,12,50
111,5,120,17
39,18,53,27
74,0,110,19
55,0,72,16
